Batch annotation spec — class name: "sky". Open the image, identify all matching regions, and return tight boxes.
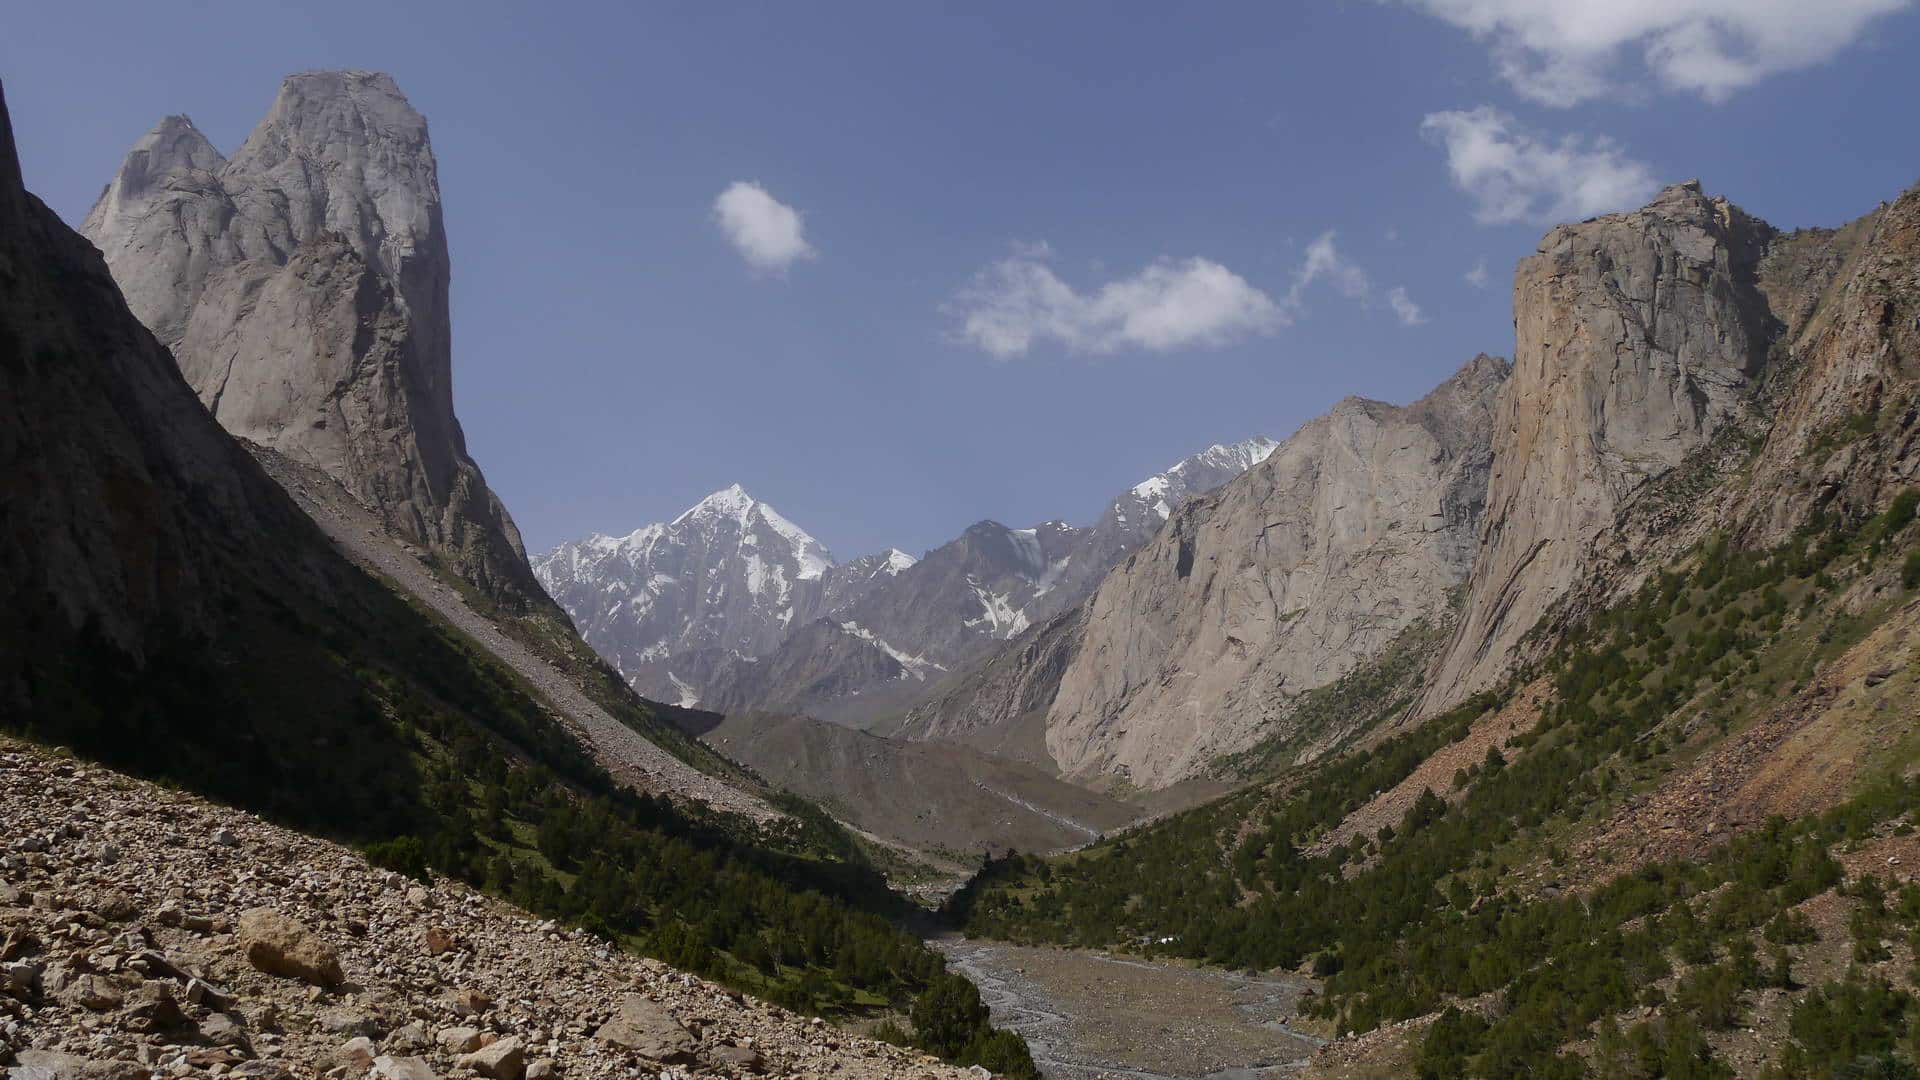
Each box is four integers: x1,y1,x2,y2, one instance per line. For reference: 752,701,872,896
7,2,1919,559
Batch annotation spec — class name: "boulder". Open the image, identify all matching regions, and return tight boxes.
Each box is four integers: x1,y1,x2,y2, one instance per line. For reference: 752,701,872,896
338,1037,377,1072
435,1027,484,1055
57,973,123,1012
199,1012,253,1054
708,1044,765,1073
237,907,343,988
458,1036,525,1080
372,1056,439,1080
122,982,186,1030
594,995,696,1062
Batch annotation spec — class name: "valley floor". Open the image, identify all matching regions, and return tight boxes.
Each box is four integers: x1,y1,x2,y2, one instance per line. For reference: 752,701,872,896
935,939,1322,1080
0,737,966,1080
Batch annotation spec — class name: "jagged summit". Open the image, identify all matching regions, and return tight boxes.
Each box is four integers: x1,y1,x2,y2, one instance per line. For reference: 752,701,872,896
80,71,548,612
539,435,1281,722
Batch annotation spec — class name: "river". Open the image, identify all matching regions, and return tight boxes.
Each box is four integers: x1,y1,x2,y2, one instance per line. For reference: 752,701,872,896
936,938,1327,1080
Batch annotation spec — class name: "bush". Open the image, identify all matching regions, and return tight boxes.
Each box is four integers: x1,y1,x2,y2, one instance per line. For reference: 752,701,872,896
365,835,431,882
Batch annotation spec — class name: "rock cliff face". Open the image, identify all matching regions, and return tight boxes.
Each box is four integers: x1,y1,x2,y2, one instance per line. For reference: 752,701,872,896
1041,356,1507,789
1422,182,1779,711
1728,185,1920,545
0,79,334,677
80,71,545,611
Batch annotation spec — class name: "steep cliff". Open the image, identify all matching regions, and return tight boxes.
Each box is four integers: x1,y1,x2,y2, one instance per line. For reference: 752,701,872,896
80,71,545,611
1728,185,1920,544
1036,355,1506,789
1422,182,1778,710
1,87,337,675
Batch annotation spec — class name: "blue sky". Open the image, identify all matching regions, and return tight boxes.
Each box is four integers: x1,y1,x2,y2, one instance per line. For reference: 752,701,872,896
7,2,1918,559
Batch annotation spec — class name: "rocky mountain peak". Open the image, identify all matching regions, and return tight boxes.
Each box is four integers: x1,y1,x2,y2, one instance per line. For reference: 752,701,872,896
80,71,548,613
541,434,1278,723
1423,180,1780,710
0,81,20,215
108,115,225,200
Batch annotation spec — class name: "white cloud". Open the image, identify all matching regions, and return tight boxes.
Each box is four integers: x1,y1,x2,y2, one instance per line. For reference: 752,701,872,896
951,250,1284,358
1421,107,1659,225
712,181,815,272
950,233,1427,357
1287,231,1372,310
1465,258,1491,288
1402,0,1910,105
1387,287,1427,326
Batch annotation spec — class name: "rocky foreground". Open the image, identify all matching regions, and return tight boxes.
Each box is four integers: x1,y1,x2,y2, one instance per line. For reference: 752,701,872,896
0,739,969,1080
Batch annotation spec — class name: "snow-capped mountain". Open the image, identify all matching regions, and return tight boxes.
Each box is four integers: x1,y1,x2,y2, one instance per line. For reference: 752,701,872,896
531,484,913,706
536,437,1275,719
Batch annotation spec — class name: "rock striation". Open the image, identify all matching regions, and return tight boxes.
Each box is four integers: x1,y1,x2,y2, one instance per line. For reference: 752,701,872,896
1728,183,1920,545
80,71,545,611
1423,182,1781,711
1042,356,1508,789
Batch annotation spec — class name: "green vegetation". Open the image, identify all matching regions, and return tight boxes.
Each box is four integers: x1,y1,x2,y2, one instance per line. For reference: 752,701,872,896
952,496,1920,1077
8,554,1033,1077
1217,617,1446,779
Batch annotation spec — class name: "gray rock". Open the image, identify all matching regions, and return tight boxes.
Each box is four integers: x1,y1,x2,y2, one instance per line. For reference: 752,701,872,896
458,1036,524,1080
80,71,546,614
371,1057,438,1080
318,1006,378,1036
1424,182,1777,711
1041,356,1507,788
5,1051,144,1080
237,907,344,988
56,973,123,1012
385,1023,433,1055
337,1038,376,1072
593,995,696,1062
434,1027,484,1055
708,1044,765,1073
200,1012,253,1054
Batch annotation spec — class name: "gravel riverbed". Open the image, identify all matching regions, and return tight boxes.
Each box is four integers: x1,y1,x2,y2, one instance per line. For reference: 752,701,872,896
934,939,1324,1080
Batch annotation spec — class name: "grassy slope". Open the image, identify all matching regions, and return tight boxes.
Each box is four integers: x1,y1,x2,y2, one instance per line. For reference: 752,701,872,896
951,494,1920,1078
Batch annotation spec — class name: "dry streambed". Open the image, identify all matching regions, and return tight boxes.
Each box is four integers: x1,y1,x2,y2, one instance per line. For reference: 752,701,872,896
935,940,1323,1080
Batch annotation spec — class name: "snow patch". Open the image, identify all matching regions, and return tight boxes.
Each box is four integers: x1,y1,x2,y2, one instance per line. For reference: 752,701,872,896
964,580,1031,639
838,622,947,680
665,671,700,708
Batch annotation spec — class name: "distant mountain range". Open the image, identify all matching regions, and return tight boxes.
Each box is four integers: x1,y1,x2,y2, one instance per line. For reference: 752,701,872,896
534,438,1277,721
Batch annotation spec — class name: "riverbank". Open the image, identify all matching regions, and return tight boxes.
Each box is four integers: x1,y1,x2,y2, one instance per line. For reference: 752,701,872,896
936,939,1325,1080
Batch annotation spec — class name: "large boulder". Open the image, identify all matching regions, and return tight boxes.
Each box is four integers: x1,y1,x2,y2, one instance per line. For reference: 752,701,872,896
593,995,696,1062
236,907,343,988
458,1036,525,1080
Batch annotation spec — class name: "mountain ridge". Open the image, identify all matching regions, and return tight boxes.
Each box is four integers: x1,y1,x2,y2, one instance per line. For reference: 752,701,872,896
536,436,1279,719
81,70,548,613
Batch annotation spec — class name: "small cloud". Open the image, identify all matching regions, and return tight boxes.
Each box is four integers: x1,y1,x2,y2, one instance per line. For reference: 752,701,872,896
1421,107,1659,226
712,181,815,272
949,247,1284,359
1398,0,1911,106
1287,231,1371,312
1466,259,1490,289
1387,287,1427,326
950,232,1409,358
